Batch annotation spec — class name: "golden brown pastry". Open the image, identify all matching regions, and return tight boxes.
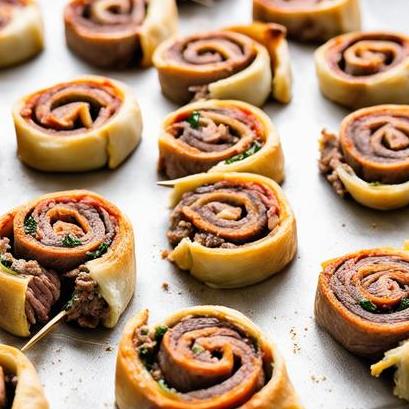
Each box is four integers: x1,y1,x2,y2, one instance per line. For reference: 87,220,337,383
315,247,409,358
319,105,409,210
64,0,178,68
116,306,303,409
371,339,409,402
0,190,135,337
253,0,361,43
13,75,142,172
158,99,284,181
315,31,409,109
153,23,292,106
0,344,48,409
0,0,43,68
161,172,297,288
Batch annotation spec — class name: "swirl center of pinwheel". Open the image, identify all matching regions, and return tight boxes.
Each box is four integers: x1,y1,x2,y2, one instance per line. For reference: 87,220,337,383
168,182,280,248
331,256,409,321
342,39,403,76
268,0,326,7
135,316,267,406
88,0,146,26
21,82,122,134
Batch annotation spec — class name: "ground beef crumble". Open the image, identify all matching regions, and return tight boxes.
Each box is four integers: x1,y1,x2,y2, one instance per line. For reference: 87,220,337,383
65,268,109,328
0,237,108,329
319,130,348,197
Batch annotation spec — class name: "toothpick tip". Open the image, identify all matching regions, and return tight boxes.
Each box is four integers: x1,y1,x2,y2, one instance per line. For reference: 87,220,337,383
21,310,67,353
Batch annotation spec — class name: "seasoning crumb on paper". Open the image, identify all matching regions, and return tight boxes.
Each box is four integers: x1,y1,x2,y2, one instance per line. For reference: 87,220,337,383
162,282,170,291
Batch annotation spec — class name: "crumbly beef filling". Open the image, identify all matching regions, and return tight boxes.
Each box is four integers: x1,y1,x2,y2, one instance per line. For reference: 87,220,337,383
318,130,348,197
0,366,17,409
64,266,109,328
0,237,108,329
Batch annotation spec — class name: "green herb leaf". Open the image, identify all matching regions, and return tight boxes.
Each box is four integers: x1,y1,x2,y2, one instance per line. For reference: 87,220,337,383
0,256,12,269
64,295,79,311
192,343,205,355
154,325,168,341
140,327,149,336
24,216,37,235
225,141,262,165
62,234,82,248
87,243,109,260
397,298,409,311
186,111,201,129
158,379,176,393
138,344,156,370
360,299,377,313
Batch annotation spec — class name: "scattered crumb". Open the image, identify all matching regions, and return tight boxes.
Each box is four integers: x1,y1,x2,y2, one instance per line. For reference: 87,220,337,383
290,327,301,353
105,346,113,352
293,344,301,354
311,375,327,384
290,327,297,340
161,249,170,259
162,282,170,291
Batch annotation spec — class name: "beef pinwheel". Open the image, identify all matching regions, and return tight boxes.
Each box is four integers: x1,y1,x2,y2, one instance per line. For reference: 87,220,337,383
153,23,292,106
0,0,43,68
64,0,178,68
315,247,409,358
319,105,409,210
161,172,297,288
0,344,49,409
13,75,142,172
115,306,303,409
158,99,285,181
315,31,409,108
253,0,361,43
0,190,135,337
371,339,409,402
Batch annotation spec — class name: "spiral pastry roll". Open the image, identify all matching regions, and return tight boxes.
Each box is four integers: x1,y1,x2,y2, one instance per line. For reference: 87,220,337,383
253,0,361,43
319,105,409,210
64,0,178,68
0,0,43,68
0,190,135,337
162,172,296,288
315,247,409,357
371,339,409,402
13,75,142,172
315,31,409,109
0,345,48,409
116,306,303,409
158,99,284,181
153,23,292,106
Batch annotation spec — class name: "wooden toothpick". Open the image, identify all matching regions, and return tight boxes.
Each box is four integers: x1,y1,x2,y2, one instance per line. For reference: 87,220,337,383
21,310,67,353
157,180,176,187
